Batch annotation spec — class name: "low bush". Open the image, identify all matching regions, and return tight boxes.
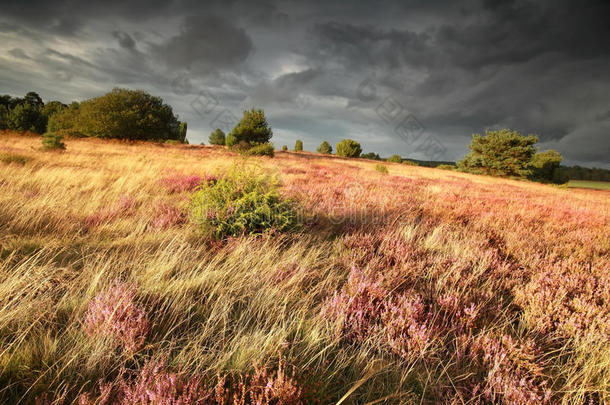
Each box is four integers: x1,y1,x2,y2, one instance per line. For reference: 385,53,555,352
402,160,417,166
317,141,332,154
387,154,402,163
282,145,288,151
437,164,455,170
189,168,298,238
375,164,389,174
41,132,65,150
0,152,30,165
242,143,275,157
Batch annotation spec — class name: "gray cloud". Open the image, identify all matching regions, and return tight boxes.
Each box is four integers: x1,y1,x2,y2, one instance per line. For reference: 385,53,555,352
0,0,608,167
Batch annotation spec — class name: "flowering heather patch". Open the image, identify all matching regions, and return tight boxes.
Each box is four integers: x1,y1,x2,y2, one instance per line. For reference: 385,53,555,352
76,358,303,405
84,194,136,227
84,282,150,351
150,201,186,229
159,173,203,193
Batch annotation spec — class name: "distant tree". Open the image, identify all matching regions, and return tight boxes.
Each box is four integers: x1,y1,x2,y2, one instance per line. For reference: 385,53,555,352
361,152,381,160
76,88,181,140
458,129,537,177
24,92,44,109
229,108,272,146
336,139,362,158
209,128,226,145
317,141,332,154
0,105,8,130
226,133,237,147
178,122,188,143
282,145,288,151
387,154,402,163
41,101,66,119
294,139,303,152
529,150,567,184
47,102,81,135
7,103,47,133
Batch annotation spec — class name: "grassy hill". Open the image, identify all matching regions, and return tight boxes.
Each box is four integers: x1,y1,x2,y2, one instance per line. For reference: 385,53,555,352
0,132,608,404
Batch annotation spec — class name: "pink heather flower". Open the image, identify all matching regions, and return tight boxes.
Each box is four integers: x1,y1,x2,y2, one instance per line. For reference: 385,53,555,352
150,202,186,229
84,281,150,351
159,173,203,193
85,194,136,227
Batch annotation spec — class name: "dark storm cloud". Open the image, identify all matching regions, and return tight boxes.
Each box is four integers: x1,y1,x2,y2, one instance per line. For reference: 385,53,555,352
0,0,609,167
152,15,253,72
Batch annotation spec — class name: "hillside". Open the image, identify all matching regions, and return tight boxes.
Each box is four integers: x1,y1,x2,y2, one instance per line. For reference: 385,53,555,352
0,132,609,404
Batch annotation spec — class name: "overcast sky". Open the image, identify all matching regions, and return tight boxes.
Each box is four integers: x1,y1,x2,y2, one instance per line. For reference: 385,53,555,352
1,0,609,167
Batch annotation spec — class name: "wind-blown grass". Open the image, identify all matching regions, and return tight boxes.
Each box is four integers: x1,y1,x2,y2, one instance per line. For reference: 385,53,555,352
0,132,608,404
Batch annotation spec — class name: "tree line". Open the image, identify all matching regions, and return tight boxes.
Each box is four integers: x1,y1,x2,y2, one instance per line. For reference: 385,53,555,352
0,89,187,142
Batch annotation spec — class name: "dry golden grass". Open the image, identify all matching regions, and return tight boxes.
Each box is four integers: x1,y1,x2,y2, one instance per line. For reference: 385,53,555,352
0,132,608,404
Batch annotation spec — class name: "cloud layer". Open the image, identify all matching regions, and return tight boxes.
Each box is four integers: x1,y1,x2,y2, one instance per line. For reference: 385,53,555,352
1,0,608,167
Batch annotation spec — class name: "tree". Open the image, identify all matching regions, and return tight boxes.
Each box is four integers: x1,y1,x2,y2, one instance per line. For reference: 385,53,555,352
336,139,362,158
294,139,303,152
75,88,181,140
282,145,288,151
179,122,188,143
47,102,81,135
529,150,567,183
7,103,47,133
24,92,44,109
209,128,226,145
458,129,538,177
387,154,402,163
317,141,332,154
42,101,66,120
228,108,272,146
0,105,8,130
361,152,381,160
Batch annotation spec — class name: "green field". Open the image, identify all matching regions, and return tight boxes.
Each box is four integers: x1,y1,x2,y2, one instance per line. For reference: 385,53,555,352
568,180,610,190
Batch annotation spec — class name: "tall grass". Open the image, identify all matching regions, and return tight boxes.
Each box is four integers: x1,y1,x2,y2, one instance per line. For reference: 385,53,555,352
0,133,608,403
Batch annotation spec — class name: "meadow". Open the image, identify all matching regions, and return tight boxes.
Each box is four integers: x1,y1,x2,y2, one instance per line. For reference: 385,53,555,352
0,132,608,404
568,180,610,191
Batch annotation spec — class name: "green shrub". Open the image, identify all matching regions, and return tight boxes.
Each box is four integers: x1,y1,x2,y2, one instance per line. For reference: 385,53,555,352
336,139,362,158
41,132,66,150
0,152,30,165
242,143,274,157
189,168,297,238
402,160,418,166
436,164,455,170
375,164,389,174
294,139,303,152
361,152,381,160
164,139,182,145
387,154,402,163
282,145,288,151
209,128,226,145
229,108,272,146
178,122,188,143
317,141,332,154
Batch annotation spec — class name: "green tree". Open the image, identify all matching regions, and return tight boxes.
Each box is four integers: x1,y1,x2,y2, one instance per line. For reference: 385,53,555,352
0,105,8,130
75,88,181,140
281,145,288,151
178,122,188,143
24,92,44,109
7,103,47,133
458,129,538,177
41,101,66,120
294,139,303,152
209,128,226,145
317,141,332,154
336,139,362,158
529,150,567,183
47,102,81,135
361,152,381,160
387,154,402,163
228,108,272,146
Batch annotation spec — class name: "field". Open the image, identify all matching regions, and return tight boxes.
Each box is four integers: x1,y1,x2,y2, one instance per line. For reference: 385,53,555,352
0,132,609,404
568,180,610,191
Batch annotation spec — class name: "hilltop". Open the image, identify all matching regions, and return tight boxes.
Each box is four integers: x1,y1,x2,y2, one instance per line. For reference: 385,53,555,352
0,132,608,404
